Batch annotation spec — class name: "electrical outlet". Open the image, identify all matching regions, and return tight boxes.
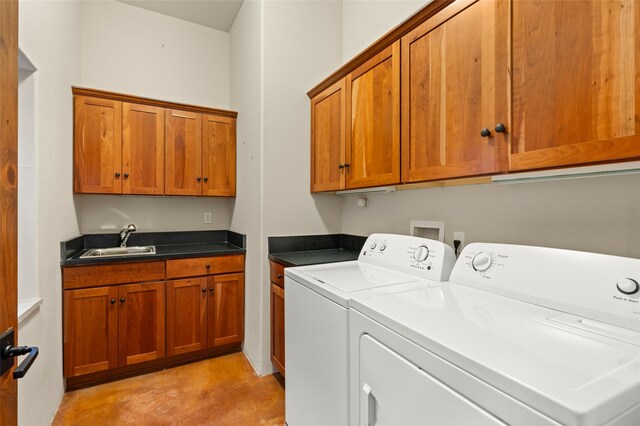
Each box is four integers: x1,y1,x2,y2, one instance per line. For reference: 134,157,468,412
204,212,212,224
453,231,465,250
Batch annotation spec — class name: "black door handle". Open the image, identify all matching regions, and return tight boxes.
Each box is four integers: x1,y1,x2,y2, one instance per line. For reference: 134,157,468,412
0,328,39,379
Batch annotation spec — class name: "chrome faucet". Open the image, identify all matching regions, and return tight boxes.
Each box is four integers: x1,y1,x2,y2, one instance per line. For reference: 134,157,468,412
119,224,137,247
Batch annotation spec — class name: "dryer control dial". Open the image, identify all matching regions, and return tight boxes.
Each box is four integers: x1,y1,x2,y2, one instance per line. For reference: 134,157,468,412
472,252,493,272
413,245,430,262
617,278,639,295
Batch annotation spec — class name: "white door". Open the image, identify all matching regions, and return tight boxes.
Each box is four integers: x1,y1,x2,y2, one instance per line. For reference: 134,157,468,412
359,334,503,426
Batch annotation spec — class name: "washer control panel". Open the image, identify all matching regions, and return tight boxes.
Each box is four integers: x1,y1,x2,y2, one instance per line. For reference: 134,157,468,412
451,243,640,332
359,233,456,282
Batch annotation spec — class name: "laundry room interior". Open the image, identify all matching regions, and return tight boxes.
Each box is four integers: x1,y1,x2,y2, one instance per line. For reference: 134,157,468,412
2,0,639,424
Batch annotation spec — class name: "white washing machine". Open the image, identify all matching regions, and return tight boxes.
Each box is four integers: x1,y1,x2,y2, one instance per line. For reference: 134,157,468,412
284,233,456,426
349,243,640,425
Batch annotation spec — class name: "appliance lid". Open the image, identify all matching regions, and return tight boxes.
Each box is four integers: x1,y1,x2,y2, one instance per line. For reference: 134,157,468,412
351,283,640,426
302,263,415,291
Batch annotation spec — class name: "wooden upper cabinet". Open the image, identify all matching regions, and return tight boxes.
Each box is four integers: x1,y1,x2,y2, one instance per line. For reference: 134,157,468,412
165,109,202,196
64,286,118,377
166,278,208,356
510,0,640,171
117,281,165,366
122,103,165,195
346,41,401,189
207,273,244,348
402,0,509,182
310,79,346,192
73,96,122,194
202,114,236,197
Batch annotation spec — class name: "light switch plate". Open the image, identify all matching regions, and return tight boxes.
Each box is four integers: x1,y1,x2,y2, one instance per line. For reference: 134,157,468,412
204,212,212,224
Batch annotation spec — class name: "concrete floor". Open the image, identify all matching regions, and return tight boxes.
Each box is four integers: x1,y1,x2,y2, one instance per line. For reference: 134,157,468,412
53,353,285,425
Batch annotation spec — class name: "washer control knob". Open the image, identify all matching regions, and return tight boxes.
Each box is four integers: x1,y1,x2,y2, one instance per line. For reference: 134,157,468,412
617,278,639,295
379,242,387,252
472,252,493,272
413,245,429,262
370,242,377,250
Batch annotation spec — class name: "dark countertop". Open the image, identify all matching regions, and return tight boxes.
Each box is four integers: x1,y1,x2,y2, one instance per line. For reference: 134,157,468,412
267,233,366,267
62,230,246,266
268,248,359,267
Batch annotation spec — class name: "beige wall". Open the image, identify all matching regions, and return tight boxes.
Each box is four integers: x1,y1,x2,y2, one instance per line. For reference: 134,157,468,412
229,0,265,374
77,0,233,234
341,174,640,258
18,1,81,424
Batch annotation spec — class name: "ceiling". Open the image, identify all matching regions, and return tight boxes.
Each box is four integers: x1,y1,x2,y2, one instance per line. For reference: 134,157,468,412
117,0,245,32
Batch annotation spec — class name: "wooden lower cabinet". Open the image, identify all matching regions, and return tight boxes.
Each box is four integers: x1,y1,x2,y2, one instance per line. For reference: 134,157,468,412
63,255,245,386
166,273,245,355
64,282,165,377
269,261,285,376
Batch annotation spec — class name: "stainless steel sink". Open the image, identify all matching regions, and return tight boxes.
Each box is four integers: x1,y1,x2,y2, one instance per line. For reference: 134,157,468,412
79,246,156,259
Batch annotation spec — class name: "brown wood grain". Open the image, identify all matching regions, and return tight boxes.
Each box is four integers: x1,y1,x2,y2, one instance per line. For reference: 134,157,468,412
345,41,401,189
401,0,507,182
64,287,118,378
73,96,123,194
208,273,244,348
270,282,285,376
0,1,18,418
72,87,238,118
511,0,640,170
165,109,202,196
310,79,346,192
63,261,165,290
166,278,208,356
122,102,165,195
118,282,166,366
166,255,245,279
307,0,457,99
202,114,236,197
269,260,285,288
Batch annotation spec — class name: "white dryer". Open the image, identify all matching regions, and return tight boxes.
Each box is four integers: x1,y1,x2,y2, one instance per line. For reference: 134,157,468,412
285,233,456,426
349,243,640,425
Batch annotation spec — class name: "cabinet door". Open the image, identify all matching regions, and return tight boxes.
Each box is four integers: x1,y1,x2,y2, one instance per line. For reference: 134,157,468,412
165,109,202,196
401,0,508,182
207,273,244,347
64,287,118,377
118,281,165,366
345,41,401,189
166,278,207,356
202,114,236,197
511,0,640,171
311,79,346,192
73,96,122,194
271,282,285,376
122,102,165,195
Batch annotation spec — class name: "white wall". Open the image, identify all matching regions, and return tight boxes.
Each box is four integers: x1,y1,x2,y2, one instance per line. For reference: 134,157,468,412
18,1,81,424
339,0,640,260
342,0,427,61
229,0,264,373
77,0,233,234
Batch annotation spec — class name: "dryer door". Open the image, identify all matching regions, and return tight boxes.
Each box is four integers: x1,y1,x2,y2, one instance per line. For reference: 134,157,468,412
359,334,503,425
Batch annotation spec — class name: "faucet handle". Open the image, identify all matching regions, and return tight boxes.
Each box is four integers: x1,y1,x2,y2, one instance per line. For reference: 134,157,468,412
126,224,137,232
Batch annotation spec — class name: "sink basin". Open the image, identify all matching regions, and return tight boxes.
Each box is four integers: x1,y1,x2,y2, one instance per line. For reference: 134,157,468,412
80,246,156,259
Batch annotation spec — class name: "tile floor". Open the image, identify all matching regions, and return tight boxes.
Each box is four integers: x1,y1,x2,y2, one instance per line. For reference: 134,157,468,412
53,353,285,425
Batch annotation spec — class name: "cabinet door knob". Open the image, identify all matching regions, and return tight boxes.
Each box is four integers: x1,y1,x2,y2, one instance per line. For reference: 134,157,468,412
480,128,491,138
209,287,214,292
277,274,283,279
197,176,202,182
205,264,211,270
495,123,506,133
123,172,129,178
202,287,207,293
120,297,126,303
203,177,208,183
110,298,116,304
338,164,344,170
343,163,350,168
115,172,121,178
